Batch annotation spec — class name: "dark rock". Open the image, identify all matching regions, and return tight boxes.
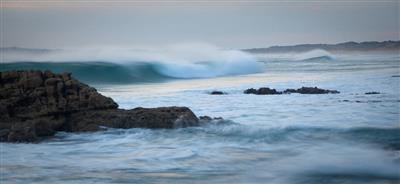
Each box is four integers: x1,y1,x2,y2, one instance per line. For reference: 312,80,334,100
44,77,62,86
369,100,382,103
65,107,199,131
0,129,10,141
284,87,339,94
244,87,282,95
244,86,340,95
1,70,118,121
283,89,297,94
365,92,380,95
61,72,71,81
32,117,65,137
0,70,202,143
244,88,258,94
199,116,212,122
258,87,282,95
199,116,225,124
79,124,102,132
8,122,37,142
210,91,226,95
213,117,224,120
44,70,55,78
294,87,339,94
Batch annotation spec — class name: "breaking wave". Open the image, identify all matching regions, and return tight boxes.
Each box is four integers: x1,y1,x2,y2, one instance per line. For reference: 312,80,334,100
295,49,335,61
254,49,336,62
0,43,264,84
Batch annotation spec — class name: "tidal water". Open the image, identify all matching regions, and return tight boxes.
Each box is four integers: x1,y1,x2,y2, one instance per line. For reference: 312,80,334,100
1,51,400,184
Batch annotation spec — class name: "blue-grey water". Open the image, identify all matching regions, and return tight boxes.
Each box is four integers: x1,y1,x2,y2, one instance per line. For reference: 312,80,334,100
1,50,399,183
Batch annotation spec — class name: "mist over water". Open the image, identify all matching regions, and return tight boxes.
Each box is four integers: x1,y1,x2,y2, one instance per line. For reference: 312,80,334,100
1,43,263,80
1,46,400,184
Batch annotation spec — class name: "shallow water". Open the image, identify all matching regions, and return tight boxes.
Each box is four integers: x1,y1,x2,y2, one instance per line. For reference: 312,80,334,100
1,54,400,183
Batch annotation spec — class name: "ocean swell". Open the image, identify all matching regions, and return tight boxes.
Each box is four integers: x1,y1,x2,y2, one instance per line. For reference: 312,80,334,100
254,49,336,62
0,62,171,84
0,44,264,83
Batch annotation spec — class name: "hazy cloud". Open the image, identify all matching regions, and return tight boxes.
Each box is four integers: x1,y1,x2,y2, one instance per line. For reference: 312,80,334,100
1,0,399,48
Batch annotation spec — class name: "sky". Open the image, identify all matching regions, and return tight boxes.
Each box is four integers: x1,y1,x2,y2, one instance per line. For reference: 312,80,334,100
0,0,399,49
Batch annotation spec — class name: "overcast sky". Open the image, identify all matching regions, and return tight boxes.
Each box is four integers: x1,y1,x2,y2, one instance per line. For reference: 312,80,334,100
1,0,399,49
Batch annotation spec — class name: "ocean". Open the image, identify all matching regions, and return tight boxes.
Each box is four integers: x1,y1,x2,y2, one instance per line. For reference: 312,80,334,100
1,47,399,184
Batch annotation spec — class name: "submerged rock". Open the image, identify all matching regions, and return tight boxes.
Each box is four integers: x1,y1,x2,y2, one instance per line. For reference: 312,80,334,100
365,91,380,95
199,116,213,122
199,116,223,122
0,70,201,143
210,91,226,95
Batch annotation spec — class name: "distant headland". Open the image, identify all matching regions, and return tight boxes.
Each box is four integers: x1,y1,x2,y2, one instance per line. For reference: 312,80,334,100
243,40,400,53
2,40,400,55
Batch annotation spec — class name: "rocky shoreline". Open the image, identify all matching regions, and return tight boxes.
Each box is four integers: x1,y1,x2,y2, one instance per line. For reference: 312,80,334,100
0,70,210,143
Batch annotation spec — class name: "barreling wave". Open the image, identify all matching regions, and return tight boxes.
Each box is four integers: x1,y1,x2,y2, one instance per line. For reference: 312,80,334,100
0,43,264,84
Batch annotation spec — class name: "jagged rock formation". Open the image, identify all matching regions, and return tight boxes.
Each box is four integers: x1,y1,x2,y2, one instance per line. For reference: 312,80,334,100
0,70,201,142
244,87,282,95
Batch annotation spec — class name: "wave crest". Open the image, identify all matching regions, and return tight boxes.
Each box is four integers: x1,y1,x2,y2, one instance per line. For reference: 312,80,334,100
1,43,264,81
255,49,335,62
295,49,335,61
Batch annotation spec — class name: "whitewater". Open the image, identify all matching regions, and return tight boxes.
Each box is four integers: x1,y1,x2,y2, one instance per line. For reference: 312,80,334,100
1,46,399,184
1,43,263,81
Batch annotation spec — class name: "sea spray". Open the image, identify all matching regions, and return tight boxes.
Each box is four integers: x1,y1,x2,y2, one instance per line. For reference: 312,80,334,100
0,43,264,80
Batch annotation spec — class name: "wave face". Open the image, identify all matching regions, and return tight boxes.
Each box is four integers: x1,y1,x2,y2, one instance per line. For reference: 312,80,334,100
0,43,263,83
0,62,170,84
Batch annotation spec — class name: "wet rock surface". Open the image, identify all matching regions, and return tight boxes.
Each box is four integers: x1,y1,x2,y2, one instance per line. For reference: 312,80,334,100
244,86,340,95
244,87,282,95
66,107,200,131
0,70,202,142
283,87,340,94
365,91,380,95
210,91,226,95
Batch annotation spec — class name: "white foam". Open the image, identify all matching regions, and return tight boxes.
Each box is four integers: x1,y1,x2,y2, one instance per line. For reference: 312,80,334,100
253,49,335,61
1,43,264,78
295,49,334,61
